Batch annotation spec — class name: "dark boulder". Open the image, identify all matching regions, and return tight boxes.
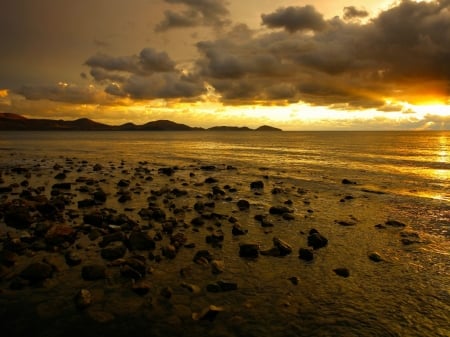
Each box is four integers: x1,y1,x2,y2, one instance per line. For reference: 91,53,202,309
239,243,259,258
307,229,328,250
237,199,250,211
128,231,156,250
333,268,350,277
298,248,314,261
269,206,292,215
4,206,33,229
250,181,264,189
20,262,53,283
45,224,76,246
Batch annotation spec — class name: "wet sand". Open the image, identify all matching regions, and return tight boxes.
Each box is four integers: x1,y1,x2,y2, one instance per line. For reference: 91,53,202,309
0,158,449,337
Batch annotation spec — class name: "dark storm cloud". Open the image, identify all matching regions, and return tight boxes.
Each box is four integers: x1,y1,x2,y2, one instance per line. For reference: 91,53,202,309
85,48,175,76
193,0,450,107
15,84,104,104
261,5,327,33
156,0,230,31
343,6,369,20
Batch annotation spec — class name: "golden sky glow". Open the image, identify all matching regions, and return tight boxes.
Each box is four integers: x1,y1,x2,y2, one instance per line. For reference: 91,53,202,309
0,0,449,130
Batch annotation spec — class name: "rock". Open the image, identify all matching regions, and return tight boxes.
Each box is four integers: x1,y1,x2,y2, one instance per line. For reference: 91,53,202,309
307,229,328,250
237,199,250,211
239,243,259,258
368,252,383,262
101,241,127,261
206,230,224,246
81,264,106,280
83,212,104,227
282,213,295,221
191,216,205,226
65,251,82,266
93,189,107,203
211,260,225,274
342,179,356,185
273,237,292,256
385,220,406,227
162,244,177,259
181,282,201,294
0,186,13,194
217,280,238,291
132,280,152,296
192,305,223,321
205,177,218,184
170,232,187,249
54,172,66,180
117,179,130,187
269,206,292,215
250,181,264,189
158,167,175,176
206,283,221,293
232,223,247,236
45,224,76,246
333,268,350,277
4,206,33,229
78,199,95,208
99,231,126,248
336,220,356,226
160,286,173,299
193,250,213,264
52,182,71,190
75,289,92,309
0,250,17,267
128,231,156,251
298,248,314,261
20,262,53,283
288,277,299,285
93,164,103,171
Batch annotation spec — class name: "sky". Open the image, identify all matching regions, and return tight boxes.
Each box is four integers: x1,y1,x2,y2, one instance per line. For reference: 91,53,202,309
0,0,449,130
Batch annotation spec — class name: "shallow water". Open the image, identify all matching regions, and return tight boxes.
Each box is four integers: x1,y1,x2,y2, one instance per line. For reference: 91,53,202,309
0,131,449,337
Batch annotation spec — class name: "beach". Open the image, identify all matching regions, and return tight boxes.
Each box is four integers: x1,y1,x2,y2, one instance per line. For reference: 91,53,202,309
0,131,449,337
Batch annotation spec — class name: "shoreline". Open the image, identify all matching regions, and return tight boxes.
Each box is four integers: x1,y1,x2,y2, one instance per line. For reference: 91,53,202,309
0,157,449,337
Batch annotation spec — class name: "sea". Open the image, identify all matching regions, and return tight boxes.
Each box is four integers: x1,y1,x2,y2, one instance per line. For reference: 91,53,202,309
0,131,449,337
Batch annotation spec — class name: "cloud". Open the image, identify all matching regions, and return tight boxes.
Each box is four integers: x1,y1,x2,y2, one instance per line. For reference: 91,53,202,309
193,0,450,108
15,83,110,104
156,0,230,31
261,5,327,33
343,6,369,20
85,48,176,76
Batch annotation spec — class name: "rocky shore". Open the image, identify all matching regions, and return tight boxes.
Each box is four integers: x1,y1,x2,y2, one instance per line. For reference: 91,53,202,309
0,158,443,337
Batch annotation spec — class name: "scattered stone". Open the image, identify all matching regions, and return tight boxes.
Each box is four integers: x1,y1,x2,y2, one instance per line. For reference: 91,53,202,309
126,231,155,251
45,224,76,246
239,243,259,258
336,220,357,226
93,164,103,171
93,189,107,203
282,213,295,221
193,250,213,264
237,199,250,211
99,231,126,248
181,282,201,294
160,286,173,299
342,179,356,185
211,260,225,274
232,223,247,236
0,250,17,267
81,264,106,280
288,277,299,285
75,289,92,309
52,182,71,190
298,248,314,261
158,167,175,176
273,237,292,256
162,244,177,259
385,220,406,228
78,199,95,208
65,251,82,266
54,172,66,180
101,241,127,261
205,177,218,184
20,262,53,283
4,206,33,229
368,252,383,262
131,280,152,296
191,216,205,227
217,280,238,291
307,229,328,250
269,206,292,215
206,230,224,246
334,268,350,277
250,181,264,189
192,305,223,321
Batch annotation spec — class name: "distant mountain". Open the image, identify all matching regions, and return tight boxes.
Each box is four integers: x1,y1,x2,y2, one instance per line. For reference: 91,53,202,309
255,125,282,132
0,113,283,131
208,126,252,131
